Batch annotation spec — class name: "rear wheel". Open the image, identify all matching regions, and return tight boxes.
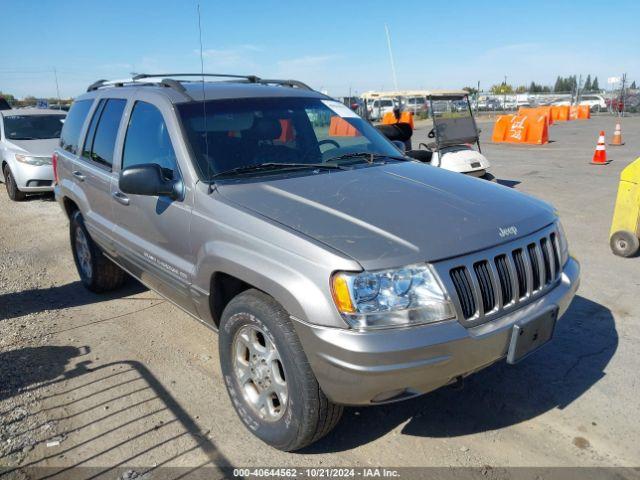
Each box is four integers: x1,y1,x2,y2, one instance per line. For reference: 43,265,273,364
3,165,27,201
219,289,343,451
610,231,640,258
70,210,127,292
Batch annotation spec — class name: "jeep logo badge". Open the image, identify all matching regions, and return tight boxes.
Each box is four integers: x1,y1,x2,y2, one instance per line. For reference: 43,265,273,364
498,226,518,238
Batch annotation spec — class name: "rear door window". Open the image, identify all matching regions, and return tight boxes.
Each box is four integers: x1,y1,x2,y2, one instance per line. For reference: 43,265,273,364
60,99,93,155
81,99,126,169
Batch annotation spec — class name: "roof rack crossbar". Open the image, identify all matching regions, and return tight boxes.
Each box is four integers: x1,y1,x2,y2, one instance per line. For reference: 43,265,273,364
256,79,313,91
132,73,260,82
87,79,109,92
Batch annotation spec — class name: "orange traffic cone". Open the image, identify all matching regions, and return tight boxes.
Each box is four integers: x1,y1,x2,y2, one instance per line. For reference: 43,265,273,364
591,131,611,165
609,123,625,146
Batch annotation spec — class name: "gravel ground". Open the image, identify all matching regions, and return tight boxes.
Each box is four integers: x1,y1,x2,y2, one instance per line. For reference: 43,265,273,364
0,115,639,478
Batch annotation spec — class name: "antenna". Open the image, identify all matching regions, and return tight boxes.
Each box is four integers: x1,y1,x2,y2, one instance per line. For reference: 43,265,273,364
384,24,399,91
53,67,61,107
197,3,212,192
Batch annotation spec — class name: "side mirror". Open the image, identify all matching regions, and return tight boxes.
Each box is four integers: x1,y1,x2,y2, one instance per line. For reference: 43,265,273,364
391,140,406,152
119,163,181,199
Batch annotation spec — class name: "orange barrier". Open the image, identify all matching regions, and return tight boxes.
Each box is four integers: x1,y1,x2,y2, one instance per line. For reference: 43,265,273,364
381,111,397,125
381,111,414,129
536,106,554,125
278,119,295,142
399,111,415,129
491,115,514,143
551,105,570,121
518,107,550,127
577,105,591,119
491,114,549,145
329,116,360,137
569,106,579,120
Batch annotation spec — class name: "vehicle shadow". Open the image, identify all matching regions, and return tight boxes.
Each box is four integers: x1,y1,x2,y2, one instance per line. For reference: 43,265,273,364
304,295,617,453
0,280,149,321
0,345,233,477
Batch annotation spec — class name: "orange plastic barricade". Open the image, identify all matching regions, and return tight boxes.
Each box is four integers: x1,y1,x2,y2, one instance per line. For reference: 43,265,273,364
518,107,550,127
382,111,414,129
569,106,579,120
551,105,570,121
278,119,295,142
492,115,548,145
399,111,415,130
329,116,360,137
381,111,397,125
491,115,515,142
577,105,591,119
536,106,554,125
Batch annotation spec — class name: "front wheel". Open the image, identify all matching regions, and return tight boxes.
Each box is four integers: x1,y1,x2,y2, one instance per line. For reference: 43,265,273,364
219,289,343,451
4,165,27,201
70,210,127,292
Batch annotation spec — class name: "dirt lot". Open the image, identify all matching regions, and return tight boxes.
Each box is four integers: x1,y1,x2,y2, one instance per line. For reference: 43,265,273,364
1,116,639,477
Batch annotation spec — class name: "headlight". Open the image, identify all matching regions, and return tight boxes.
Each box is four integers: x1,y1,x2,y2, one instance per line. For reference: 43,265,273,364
331,264,455,330
15,154,51,166
556,221,570,266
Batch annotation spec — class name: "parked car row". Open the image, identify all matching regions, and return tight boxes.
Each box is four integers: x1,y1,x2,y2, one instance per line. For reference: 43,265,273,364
3,74,580,453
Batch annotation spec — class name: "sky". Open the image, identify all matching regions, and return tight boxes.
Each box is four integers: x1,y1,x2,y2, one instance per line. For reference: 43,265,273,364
1,0,638,99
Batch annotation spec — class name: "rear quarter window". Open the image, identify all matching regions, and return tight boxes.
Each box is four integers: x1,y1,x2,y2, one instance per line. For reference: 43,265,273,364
60,99,93,155
82,98,126,168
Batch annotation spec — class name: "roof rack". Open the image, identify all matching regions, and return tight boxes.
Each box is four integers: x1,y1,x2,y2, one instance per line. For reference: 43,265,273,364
87,73,315,94
254,79,313,90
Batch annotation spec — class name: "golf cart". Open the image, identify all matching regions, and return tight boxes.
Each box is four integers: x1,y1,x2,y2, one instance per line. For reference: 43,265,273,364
413,90,491,178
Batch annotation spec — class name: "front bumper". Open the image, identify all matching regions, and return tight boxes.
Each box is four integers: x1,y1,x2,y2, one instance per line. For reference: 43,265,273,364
293,257,580,405
11,162,54,192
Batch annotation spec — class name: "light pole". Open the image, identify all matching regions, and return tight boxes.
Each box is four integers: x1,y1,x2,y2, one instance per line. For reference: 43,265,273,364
503,75,507,112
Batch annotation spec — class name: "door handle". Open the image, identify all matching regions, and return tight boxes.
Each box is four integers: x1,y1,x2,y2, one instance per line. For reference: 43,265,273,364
112,191,130,206
72,170,85,182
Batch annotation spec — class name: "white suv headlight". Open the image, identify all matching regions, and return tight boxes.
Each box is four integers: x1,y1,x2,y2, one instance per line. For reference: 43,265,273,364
331,264,455,330
15,154,51,166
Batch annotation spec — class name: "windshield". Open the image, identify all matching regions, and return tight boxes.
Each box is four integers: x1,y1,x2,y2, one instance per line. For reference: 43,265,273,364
177,97,401,181
3,114,66,140
430,97,478,146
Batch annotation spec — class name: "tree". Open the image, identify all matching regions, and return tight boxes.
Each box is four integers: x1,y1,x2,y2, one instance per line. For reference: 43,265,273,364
584,74,592,92
591,77,599,92
554,76,563,92
631,80,637,90
0,92,16,105
490,82,513,94
462,86,478,95
515,85,527,93
528,81,549,93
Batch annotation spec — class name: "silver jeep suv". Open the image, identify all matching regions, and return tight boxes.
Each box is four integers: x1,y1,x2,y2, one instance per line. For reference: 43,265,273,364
54,74,580,451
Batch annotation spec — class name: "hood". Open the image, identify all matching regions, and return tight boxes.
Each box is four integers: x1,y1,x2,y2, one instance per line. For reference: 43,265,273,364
4,139,59,157
217,162,555,270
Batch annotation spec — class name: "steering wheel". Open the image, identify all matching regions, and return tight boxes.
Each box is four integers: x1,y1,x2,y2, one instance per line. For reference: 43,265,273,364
318,139,340,151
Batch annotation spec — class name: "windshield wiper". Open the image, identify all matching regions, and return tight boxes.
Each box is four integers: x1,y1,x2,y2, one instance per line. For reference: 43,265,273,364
329,152,410,164
211,162,347,179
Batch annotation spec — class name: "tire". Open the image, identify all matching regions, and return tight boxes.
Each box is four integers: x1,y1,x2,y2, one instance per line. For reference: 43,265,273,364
610,230,640,258
70,210,127,292
3,165,27,201
219,289,343,451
